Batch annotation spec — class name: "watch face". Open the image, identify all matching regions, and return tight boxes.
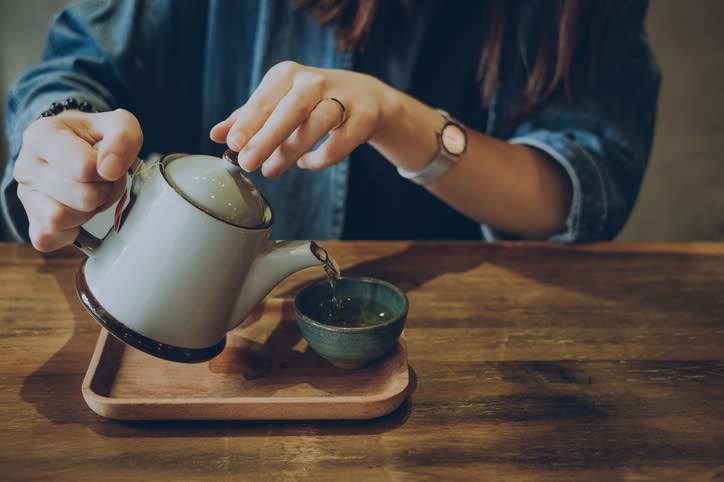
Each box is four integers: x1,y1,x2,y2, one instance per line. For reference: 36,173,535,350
441,123,467,156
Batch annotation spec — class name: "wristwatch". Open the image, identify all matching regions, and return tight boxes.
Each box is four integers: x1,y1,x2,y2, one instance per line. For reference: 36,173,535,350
397,109,467,185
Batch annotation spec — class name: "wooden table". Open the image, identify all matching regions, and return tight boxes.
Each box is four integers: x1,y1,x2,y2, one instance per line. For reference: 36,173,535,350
1,241,723,480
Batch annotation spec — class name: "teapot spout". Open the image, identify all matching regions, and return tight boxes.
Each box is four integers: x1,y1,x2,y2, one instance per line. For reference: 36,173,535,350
228,240,328,331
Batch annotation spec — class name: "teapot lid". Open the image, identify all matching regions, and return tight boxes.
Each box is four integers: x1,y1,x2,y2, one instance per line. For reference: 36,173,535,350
162,150,272,228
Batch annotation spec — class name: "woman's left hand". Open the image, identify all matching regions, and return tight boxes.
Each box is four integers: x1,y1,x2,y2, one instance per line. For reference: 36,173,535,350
210,61,390,177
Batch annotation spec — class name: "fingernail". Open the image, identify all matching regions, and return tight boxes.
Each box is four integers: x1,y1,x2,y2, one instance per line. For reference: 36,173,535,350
99,153,122,180
239,157,255,172
228,134,246,152
209,124,222,141
238,147,258,172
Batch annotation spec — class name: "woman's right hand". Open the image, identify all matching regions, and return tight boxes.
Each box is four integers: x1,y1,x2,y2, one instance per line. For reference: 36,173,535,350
13,109,143,252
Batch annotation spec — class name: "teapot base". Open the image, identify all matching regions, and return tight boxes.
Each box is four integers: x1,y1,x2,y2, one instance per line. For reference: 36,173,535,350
75,261,226,363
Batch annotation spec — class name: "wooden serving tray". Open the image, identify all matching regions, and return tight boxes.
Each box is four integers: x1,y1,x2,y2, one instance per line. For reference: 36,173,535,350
81,299,410,420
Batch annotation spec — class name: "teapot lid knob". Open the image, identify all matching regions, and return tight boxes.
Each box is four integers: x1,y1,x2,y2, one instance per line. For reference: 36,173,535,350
223,149,241,169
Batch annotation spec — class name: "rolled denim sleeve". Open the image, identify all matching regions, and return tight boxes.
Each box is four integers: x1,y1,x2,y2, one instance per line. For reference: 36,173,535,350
488,1,660,242
508,130,603,243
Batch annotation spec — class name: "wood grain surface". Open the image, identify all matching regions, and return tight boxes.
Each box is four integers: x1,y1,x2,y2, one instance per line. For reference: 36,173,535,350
1,241,723,480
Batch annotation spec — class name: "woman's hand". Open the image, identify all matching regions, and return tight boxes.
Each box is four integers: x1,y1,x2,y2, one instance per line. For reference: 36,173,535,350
210,61,392,178
14,109,143,252
209,61,572,239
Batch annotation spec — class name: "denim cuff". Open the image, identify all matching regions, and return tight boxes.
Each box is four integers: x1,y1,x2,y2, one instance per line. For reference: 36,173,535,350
506,129,608,243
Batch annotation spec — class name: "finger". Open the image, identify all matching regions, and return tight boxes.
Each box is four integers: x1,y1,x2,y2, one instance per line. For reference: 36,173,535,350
225,61,304,151
297,122,369,171
99,176,130,212
22,116,104,183
93,109,143,180
18,187,85,252
238,79,325,172
210,106,243,143
37,165,116,213
18,185,94,233
13,146,48,187
261,99,346,178
28,221,80,253
23,109,143,182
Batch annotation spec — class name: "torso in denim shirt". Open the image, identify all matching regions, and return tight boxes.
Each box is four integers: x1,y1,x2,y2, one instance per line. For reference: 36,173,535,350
173,0,489,240
2,0,659,242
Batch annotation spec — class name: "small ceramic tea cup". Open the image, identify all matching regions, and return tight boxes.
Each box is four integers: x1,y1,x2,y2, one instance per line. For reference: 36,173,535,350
294,277,408,369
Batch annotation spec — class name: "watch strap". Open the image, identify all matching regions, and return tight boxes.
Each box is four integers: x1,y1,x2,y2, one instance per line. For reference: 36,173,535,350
396,150,456,185
397,109,464,185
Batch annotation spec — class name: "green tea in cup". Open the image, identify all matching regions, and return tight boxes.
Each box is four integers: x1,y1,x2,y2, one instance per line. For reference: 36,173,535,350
294,277,408,368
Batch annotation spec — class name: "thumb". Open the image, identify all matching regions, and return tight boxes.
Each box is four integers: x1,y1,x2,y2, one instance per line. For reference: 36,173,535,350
93,109,144,181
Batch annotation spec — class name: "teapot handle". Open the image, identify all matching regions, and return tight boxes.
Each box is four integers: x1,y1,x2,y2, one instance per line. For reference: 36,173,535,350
73,228,102,257
72,156,145,257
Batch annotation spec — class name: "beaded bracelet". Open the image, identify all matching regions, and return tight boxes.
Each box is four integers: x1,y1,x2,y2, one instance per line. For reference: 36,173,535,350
39,97,93,118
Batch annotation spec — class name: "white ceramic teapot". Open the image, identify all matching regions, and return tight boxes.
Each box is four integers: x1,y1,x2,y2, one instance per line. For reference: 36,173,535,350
75,149,328,363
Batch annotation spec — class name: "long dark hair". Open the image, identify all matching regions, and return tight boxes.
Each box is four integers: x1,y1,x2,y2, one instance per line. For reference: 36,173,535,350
297,0,632,118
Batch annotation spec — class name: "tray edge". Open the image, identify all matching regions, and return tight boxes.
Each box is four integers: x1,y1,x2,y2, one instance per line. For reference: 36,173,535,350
82,329,411,421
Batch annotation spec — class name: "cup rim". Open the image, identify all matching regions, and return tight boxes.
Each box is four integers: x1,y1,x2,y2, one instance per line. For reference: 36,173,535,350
294,276,409,333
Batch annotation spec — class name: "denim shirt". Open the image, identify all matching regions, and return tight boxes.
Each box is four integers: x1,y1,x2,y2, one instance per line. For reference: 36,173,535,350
2,0,660,242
